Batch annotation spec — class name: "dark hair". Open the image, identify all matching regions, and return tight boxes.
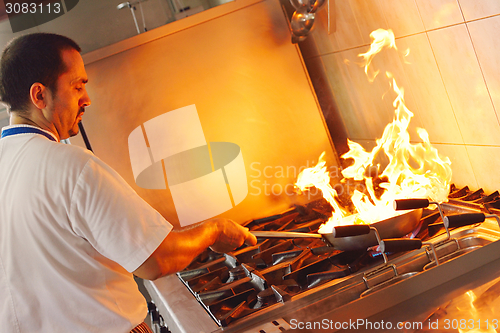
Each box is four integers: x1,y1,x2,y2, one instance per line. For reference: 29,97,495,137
0,33,81,111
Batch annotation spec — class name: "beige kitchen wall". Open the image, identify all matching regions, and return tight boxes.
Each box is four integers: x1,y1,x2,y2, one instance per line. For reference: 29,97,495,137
76,0,338,228
299,0,500,194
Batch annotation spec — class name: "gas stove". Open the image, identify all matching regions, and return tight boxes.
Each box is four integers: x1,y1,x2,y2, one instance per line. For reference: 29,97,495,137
144,185,500,333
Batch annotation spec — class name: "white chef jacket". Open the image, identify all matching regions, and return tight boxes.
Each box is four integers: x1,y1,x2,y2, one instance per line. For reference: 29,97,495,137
0,125,173,332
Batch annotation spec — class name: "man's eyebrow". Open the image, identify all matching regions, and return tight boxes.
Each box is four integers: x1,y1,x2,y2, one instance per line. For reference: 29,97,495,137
71,78,88,85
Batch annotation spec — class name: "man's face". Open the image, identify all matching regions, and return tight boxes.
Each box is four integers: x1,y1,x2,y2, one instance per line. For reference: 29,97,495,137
45,48,91,140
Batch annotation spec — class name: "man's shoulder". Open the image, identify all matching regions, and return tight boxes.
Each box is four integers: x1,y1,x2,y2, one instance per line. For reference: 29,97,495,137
2,133,94,167
44,141,97,170
49,140,92,156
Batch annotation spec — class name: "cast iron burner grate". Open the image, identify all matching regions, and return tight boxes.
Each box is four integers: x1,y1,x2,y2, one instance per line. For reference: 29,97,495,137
177,184,500,327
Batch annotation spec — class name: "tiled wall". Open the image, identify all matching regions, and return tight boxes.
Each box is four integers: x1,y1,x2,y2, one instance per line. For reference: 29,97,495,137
300,0,500,194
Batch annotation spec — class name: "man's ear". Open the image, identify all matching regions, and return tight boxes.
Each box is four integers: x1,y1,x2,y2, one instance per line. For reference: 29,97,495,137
29,83,47,109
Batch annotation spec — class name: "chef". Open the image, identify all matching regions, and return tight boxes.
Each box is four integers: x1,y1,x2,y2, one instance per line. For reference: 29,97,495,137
0,33,257,333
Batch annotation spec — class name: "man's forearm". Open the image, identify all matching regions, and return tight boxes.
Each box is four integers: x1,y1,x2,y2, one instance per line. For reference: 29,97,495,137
155,220,220,276
133,220,218,280
133,218,256,280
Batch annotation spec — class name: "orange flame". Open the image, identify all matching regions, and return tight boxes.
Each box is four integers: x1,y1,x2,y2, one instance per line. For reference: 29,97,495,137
295,152,350,224
457,291,496,333
358,29,397,82
295,29,452,231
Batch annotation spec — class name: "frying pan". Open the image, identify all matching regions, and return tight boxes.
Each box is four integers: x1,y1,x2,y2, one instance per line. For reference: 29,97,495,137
251,209,422,251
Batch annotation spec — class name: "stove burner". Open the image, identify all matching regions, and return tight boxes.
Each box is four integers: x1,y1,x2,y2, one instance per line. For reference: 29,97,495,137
227,266,247,282
253,288,275,309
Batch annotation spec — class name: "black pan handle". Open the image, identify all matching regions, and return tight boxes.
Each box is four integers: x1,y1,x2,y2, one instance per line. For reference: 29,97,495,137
379,238,422,253
444,213,485,229
331,224,371,238
394,199,430,210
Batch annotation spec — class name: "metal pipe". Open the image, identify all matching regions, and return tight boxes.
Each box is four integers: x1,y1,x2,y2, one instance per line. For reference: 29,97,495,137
129,5,141,34
117,1,141,34
139,2,147,32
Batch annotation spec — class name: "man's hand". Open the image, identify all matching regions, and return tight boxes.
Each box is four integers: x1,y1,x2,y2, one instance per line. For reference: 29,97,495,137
209,218,257,253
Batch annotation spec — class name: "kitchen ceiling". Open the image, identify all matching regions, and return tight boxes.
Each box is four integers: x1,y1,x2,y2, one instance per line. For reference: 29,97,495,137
0,0,181,54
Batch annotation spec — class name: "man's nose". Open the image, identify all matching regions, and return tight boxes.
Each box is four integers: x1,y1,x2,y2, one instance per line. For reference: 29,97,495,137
81,90,91,107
